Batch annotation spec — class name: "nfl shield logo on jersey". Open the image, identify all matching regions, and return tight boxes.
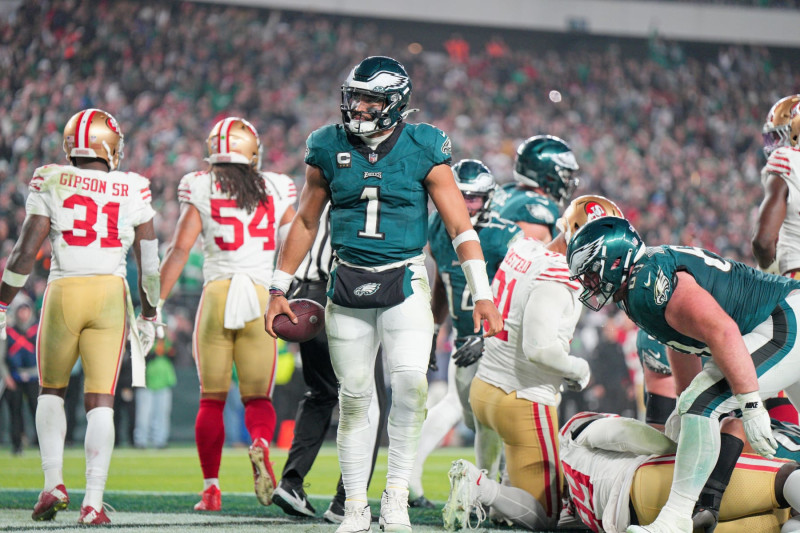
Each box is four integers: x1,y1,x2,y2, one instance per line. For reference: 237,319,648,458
369,152,378,164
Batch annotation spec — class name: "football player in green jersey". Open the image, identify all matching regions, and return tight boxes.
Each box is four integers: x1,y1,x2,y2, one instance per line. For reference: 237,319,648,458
567,216,800,533
264,56,503,533
408,159,521,507
490,135,579,241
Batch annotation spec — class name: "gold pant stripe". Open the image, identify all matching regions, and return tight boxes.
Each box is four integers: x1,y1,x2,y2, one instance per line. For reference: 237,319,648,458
192,280,277,396
470,377,562,518
37,276,127,394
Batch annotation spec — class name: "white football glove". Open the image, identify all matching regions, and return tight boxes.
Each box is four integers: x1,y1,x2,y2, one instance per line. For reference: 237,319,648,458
0,308,6,341
737,392,777,458
136,314,157,355
562,356,591,392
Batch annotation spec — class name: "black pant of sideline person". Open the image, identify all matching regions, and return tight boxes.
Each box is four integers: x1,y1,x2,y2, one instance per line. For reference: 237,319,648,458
273,280,387,522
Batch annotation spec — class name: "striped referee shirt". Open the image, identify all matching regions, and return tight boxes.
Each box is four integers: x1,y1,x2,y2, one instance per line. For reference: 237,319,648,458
295,202,333,283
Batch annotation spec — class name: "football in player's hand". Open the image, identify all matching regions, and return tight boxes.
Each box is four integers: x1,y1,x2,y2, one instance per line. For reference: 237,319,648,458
273,298,325,343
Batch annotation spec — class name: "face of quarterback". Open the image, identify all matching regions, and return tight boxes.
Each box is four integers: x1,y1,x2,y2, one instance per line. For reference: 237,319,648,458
346,90,387,126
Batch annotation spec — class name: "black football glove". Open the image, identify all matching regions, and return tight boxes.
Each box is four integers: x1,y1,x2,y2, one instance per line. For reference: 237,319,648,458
428,324,441,372
453,335,484,367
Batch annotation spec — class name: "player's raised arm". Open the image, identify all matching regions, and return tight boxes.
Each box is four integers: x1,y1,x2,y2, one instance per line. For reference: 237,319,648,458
425,164,502,337
265,164,330,338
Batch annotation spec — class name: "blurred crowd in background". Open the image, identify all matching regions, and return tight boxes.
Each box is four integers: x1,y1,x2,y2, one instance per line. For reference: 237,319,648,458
1,0,798,449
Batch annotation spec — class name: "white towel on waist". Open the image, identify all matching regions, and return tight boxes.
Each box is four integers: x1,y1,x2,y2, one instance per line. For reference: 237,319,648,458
224,273,262,330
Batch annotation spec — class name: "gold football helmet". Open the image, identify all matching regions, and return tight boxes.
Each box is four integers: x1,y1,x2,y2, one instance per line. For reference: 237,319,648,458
557,194,624,244
206,117,261,168
763,95,800,156
62,109,124,170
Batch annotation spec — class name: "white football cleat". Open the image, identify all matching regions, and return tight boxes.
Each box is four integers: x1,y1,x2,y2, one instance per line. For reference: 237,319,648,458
442,459,486,531
336,501,372,533
380,488,411,532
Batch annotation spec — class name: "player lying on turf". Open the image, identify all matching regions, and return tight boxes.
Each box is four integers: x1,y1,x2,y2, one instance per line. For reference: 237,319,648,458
443,412,800,533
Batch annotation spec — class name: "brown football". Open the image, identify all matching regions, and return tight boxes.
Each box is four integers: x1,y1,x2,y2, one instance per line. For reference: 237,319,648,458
273,298,325,343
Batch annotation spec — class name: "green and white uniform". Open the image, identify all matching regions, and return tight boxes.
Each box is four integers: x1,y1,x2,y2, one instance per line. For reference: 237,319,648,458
304,120,452,498
491,184,560,238
621,245,800,417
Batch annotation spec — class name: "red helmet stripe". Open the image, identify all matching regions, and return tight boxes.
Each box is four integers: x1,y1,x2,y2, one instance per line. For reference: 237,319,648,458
224,118,237,154
74,110,87,148
79,109,98,149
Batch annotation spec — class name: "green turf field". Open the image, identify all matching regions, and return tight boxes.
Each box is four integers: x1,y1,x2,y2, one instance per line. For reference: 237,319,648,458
0,444,587,532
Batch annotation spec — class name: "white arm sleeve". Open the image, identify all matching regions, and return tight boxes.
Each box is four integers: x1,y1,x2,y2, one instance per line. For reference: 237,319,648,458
521,281,584,379
579,417,677,455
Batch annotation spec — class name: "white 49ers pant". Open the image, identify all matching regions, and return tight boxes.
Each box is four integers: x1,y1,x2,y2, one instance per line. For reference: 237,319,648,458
326,264,433,498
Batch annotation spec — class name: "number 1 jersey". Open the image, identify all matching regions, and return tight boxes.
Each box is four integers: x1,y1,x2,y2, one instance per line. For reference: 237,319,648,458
26,164,155,281
177,170,296,287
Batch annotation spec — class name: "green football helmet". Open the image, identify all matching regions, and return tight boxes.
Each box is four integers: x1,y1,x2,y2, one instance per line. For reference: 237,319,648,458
453,159,496,225
341,56,412,135
514,135,579,206
567,217,645,311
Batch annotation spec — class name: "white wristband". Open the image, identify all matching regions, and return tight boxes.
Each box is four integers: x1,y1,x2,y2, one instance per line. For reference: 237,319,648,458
270,269,294,293
2,268,29,287
461,259,493,302
452,229,479,251
140,239,160,276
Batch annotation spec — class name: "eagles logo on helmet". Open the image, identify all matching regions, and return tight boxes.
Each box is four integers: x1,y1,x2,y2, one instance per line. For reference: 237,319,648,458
514,135,579,207
206,117,262,169
341,56,413,135
63,108,125,171
567,217,645,311
452,159,497,225
763,94,800,156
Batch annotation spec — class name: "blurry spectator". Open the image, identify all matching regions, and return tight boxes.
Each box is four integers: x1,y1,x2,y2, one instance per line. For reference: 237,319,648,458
4,299,39,454
485,36,509,58
444,33,470,63
134,336,177,449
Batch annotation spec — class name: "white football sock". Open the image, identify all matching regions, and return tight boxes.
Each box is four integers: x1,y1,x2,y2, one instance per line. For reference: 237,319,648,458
83,407,115,510
36,395,67,491
203,478,220,490
337,386,374,501
659,414,720,520
386,369,428,490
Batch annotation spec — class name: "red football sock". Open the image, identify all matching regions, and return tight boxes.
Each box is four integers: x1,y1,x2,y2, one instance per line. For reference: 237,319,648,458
195,398,226,479
244,398,276,444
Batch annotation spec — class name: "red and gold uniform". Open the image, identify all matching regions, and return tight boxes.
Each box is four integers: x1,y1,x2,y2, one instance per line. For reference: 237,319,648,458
27,164,154,394
177,168,296,396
